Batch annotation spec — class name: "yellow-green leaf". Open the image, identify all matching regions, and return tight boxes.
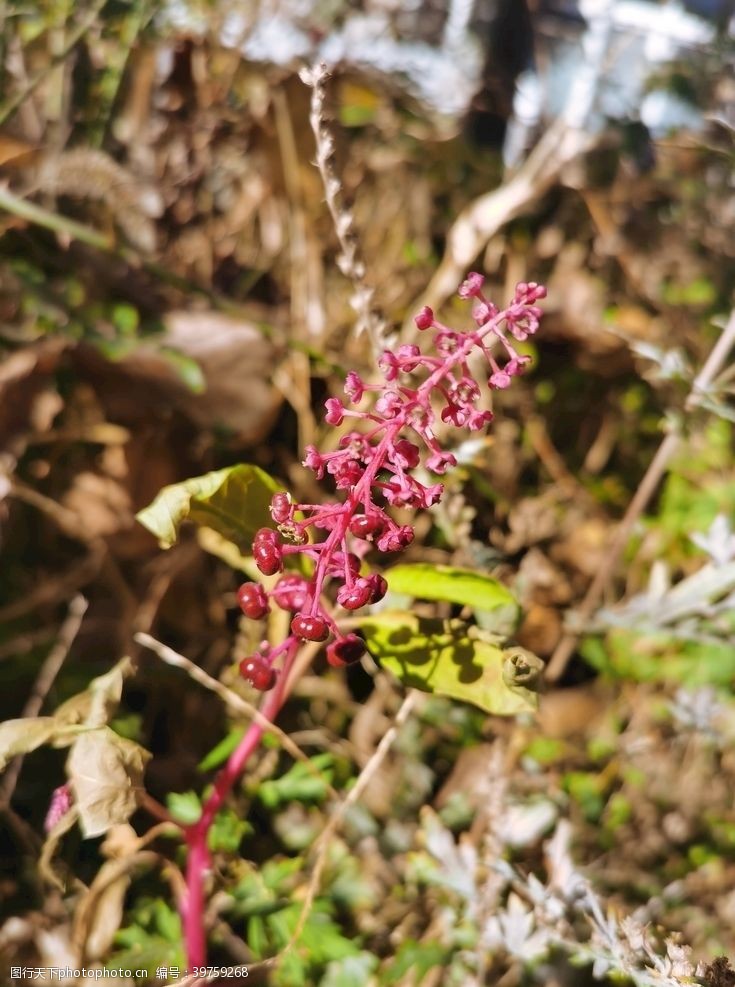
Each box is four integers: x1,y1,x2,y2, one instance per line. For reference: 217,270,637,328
360,611,538,716
386,563,519,633
136,464,280,550
0,717,59,771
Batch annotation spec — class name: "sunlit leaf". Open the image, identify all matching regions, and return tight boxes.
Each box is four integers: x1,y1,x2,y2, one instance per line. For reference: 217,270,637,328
360,611,538,715
386,563,520,632
136,464,280,549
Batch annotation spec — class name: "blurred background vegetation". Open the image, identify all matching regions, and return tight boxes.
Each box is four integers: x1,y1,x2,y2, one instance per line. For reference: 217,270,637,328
0,1,734,984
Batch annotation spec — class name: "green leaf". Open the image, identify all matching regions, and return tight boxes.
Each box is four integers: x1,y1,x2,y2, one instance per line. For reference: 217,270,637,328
360,611,538,715
166,790,202,825
258,754,334,809
136,464,281,550
197,726,246,772
582,627,735,687
385,563,519,631
208,808,252,853
384,940,448,984
158,346,206,393
111,302,139,336
247,914,268,959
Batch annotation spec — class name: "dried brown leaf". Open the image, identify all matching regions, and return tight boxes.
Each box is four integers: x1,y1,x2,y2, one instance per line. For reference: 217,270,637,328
67,728,150,838
0,717,59,770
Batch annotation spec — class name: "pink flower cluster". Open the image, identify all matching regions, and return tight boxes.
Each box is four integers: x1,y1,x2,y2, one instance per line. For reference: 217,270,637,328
237,274,545,686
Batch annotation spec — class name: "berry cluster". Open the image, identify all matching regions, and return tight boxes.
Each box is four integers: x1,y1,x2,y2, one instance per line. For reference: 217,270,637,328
236,274,545,689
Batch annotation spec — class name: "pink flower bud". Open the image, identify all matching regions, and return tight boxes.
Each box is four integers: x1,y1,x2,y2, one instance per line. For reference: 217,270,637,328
489,370,512,389
45,783,73,833
344,371,365,402
426,451,457,475
303,445,326,477
325,398,345,426
458,272,485,299
414,306,434,330
378,351,400,381
396,344,421,372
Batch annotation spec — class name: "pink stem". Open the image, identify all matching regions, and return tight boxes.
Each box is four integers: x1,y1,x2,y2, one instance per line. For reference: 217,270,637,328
181,639,299,970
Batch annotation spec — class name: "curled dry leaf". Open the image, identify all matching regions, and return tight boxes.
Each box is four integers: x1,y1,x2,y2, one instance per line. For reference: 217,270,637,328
0,718,60,771
55,656,133,729
67,728,150,839
39,804,81,890
73,851,159,960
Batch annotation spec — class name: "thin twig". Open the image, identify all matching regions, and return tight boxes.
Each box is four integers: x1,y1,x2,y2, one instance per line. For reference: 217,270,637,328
0,595,87,808
546,308,735,682
134,633,338,801
300,62,386,354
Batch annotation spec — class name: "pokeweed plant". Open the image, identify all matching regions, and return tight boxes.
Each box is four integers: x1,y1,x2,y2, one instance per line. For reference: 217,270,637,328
152,272,547,969
0,273,546,975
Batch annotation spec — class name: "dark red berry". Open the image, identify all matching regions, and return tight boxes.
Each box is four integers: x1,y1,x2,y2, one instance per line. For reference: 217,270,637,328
272,575,309,611
348,514,385,538
393,439,420,468
254,541,282,576
366,573,388,604
327,635,367,668
337,578,371,611
239,656,277,691
254,527,279,545
237,583,270,619
329,551,361,576
377,526,414,552
291,612,329,642
270,492,292,524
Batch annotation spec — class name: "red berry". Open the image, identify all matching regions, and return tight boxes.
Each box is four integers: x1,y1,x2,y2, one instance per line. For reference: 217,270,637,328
237,583,270,619
239,656,277,691
254,527,279,545
348,514,385,538
270,492,292,524
254,541,282,576
377,526,414,552
291,612,329,642
337,578,371,611
327,635,367,668
272,575,309,611
366,574,388,604
329,551,361,576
